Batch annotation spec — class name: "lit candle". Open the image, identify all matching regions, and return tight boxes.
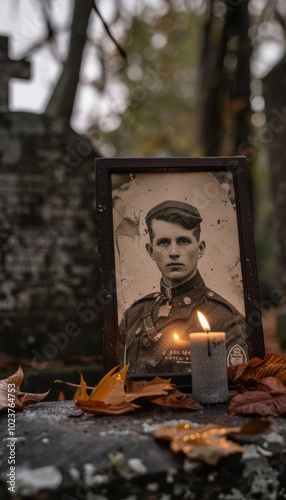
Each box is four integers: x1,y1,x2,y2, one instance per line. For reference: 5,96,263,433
189,311,228,404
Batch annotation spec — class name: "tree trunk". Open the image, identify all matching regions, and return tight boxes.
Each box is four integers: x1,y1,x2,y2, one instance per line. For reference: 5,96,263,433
197,0,251,158
45,0,93,123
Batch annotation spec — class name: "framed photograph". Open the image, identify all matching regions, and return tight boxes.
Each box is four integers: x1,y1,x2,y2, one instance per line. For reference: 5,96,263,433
95,157,265,380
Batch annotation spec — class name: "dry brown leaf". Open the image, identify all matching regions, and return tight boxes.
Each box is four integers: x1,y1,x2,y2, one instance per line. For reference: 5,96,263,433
150,389,203,411
154,422,245,465
227,353,286,415
228,377,286,416
0,367,50,412
228,353,286,385
125,376,172,402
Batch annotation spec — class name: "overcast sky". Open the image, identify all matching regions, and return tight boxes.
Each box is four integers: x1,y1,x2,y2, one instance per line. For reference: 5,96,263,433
0,0,284,133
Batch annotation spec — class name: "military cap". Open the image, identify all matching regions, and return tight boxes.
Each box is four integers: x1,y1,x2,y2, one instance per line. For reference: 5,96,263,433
145,200,202,226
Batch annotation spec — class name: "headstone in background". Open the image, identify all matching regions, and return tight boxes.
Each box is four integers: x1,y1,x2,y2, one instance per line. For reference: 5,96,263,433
0,111,102,369
263,57,286,347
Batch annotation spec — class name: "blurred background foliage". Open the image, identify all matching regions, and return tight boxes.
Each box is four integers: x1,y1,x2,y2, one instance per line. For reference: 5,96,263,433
3,0,286,326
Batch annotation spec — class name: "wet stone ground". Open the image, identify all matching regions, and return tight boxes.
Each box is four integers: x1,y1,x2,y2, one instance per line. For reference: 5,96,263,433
0,401,286,500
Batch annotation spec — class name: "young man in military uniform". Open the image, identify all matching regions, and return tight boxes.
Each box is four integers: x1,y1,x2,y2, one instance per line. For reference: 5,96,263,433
119,200,249,375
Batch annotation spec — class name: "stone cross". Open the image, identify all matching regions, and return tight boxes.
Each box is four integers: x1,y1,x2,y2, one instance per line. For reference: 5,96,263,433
0,35,31,110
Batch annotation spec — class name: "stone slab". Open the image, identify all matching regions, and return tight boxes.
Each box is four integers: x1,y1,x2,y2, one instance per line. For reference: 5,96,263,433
0,401,286,499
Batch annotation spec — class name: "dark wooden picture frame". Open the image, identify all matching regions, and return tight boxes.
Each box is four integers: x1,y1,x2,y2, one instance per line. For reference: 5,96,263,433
95,157,265,380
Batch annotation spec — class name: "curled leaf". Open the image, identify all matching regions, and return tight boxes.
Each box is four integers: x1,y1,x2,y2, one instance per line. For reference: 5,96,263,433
228,353,286,385
228,377,286,416
75,365,138,415
0,367,50,412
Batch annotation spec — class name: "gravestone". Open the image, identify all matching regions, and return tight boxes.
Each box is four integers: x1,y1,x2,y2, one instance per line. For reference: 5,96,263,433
0,110,102,367
0,111,102,362
263,57,286,348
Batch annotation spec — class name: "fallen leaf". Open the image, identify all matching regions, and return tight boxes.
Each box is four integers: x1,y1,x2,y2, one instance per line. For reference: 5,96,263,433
73,374,88,401
0,367,50,412
150,389,203,410
75,365,139,415
228,353,286,386
75,400,140,415
89,365,128,405
125,376,172,402
228,377,286,416
154,421,245,465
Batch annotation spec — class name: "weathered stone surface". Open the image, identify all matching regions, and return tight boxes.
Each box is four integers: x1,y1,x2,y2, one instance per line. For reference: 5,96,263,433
0,401,285,499
0,112,102,363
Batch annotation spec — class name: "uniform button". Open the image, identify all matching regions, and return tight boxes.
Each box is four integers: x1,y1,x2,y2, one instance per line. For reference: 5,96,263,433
143,338,151,347
135,327,141,335
207,291,214,297
183,297,192,305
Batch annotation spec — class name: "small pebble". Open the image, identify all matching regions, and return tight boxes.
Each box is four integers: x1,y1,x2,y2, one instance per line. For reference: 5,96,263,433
146,482,159,492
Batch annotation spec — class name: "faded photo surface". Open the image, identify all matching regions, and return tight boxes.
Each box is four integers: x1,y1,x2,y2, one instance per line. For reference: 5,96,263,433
112,171,245,324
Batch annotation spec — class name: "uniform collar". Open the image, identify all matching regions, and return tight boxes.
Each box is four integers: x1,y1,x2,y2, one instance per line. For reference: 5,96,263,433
160,271,204,301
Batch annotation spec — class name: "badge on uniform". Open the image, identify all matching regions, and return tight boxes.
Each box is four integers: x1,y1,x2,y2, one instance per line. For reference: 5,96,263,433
157,303,172,318
227,344,248,366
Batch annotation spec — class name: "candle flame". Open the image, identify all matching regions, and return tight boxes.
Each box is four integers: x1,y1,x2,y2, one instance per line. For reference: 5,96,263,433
197,311,210,332
173,332,180,343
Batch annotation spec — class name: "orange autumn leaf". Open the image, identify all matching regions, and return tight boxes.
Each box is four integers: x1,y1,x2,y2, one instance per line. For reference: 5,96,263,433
0,366,50,412
75,365,138,415
88,364,129,404
154,421,245,465
73,373,88,401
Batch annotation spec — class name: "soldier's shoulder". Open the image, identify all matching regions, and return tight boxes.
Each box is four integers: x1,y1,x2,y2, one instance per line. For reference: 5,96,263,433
205,288,242,315
127,292,160,310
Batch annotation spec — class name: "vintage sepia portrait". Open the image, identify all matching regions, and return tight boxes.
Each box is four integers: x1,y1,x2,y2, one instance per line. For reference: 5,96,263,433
96,157,265,379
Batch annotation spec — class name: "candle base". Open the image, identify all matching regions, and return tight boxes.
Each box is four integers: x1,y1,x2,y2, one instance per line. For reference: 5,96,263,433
192,390,229,405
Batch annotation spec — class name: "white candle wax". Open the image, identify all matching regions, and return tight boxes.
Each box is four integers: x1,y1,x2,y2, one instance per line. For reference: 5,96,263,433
189,331,228,404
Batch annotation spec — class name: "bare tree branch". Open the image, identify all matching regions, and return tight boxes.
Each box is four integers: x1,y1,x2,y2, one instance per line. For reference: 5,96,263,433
93,0,127,60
